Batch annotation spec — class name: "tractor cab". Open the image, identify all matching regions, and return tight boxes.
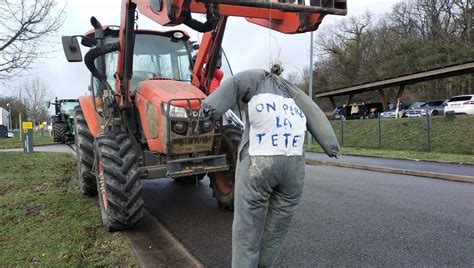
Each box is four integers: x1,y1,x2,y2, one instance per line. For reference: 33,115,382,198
83,26,193,97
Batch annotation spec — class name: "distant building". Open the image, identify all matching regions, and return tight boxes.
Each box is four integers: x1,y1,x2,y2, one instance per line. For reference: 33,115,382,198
0,107,10,129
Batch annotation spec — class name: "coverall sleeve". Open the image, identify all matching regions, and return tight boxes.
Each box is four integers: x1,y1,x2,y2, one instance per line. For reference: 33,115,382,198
282,79,340,158
201,69,267,119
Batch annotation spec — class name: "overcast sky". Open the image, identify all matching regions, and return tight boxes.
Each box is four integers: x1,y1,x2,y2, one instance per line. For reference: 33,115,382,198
1,0,402,99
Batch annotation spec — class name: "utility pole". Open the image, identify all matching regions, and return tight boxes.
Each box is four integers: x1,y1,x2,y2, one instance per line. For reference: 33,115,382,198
19,88,22,141
306,31,314,150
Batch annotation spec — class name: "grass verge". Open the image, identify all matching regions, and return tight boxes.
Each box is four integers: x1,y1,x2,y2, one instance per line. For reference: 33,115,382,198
0,152,136,266
0,132,54,149
310,146,474,165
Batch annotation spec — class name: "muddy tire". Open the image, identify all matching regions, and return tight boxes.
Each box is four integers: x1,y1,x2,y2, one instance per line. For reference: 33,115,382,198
94,131,143,231
74,106,97,196
209,124,242,210
53,122,66,143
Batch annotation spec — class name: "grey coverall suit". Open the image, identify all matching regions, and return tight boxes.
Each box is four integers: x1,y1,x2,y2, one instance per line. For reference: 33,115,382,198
202,69,339,268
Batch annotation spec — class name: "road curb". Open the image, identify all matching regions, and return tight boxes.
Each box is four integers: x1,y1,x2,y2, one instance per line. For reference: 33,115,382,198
307,150,474,166
124,210,203,268
305,159,474,184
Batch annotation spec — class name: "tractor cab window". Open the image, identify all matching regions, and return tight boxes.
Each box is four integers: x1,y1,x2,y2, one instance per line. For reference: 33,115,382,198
101,33,192,96
219,50,233,82
60,101,79,116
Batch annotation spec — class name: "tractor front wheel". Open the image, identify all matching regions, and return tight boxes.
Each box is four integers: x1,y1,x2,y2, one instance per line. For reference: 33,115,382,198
53,122,66,143
94,131,144,231
74,106,96,196
210,125,242,210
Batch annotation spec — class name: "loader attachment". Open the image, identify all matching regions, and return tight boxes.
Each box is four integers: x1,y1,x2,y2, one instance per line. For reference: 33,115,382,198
134,0,347,34
206,0,347,14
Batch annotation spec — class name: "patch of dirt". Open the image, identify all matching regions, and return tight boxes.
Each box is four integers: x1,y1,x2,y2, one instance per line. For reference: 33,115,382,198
0,186,11,196
33,182,53,193
25,203,42,217
99,242,112,256
29,256,39,265
55,171,74,193
1,202,15,210
84,225,99,241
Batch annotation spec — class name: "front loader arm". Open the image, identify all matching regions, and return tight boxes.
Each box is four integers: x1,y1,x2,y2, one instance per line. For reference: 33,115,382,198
191,17,228,94
133,0,346,34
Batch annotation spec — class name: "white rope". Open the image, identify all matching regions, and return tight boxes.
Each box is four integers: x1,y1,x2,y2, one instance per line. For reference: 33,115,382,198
267,2,282,71
268,2,273,70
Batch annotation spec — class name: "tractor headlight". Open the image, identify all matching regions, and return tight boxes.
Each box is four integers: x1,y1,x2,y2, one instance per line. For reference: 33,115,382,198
172,121,187,134
202,120,214,132
163,103,188,118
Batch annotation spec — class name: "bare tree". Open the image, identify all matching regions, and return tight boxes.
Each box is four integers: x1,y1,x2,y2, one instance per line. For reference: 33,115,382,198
0,0,65,81
307,0,473,104
315,12,374,86
284,71,301,84
20,78,51,125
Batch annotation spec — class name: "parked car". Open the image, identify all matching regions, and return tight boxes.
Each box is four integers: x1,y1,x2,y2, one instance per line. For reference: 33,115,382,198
380,109,396,118
404,100,445,117
444,95,474,115
403,102,425,117
332,106,344,120
364,102,385,118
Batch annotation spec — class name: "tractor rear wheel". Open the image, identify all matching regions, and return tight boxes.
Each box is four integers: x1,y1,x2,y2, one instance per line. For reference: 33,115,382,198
209,124,242,210
53,122,66,143
74,106,96,196
94,131,143,231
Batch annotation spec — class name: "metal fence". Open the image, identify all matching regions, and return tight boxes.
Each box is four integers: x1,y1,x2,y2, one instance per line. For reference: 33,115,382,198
329,114,473,155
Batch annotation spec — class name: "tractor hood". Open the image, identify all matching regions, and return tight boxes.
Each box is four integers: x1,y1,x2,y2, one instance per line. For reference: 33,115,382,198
134,79,209,153
135,79,205,110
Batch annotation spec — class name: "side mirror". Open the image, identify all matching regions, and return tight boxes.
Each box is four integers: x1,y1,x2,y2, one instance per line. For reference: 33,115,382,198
61,36,83,62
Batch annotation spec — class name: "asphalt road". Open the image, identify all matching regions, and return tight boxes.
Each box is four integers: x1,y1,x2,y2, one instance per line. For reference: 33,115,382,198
0,143,75,154
143,165,474,267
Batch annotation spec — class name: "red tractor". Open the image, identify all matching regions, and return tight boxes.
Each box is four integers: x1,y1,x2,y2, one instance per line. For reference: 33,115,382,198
62,0,346,230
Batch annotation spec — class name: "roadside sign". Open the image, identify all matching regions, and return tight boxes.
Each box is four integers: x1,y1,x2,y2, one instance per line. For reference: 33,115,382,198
22,122,34,153
22,121,33,133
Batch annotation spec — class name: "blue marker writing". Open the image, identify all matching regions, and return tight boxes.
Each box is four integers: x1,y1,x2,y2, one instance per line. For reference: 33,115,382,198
276,116,282,128
271,134,278,147
266,102,276,112
289,105,295,115
292,135,301,147
283,133,291,148
256,133,266,143
294,107,305,118
256,103,264,112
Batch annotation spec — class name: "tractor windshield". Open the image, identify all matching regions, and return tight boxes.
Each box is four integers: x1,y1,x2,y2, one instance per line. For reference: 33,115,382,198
104,33,192,94
60,101,79,117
